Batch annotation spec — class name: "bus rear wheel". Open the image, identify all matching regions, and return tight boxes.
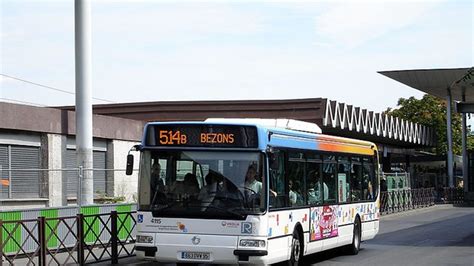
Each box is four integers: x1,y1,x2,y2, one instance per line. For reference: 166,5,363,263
288,230,303,266
346,217,361,255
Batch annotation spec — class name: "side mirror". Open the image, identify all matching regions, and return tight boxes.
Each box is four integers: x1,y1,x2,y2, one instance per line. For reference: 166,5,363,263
126,154,134,175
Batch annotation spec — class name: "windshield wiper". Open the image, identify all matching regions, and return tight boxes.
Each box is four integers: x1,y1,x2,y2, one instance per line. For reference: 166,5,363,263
151,201,180,212
151,204,172,212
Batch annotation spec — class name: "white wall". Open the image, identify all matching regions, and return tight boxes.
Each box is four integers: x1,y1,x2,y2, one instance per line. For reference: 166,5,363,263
108,140,140,202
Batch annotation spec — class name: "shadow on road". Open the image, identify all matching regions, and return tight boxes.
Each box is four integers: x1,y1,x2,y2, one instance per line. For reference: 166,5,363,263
373,213,474,247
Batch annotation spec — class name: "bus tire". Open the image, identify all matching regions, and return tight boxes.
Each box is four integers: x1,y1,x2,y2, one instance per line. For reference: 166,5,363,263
347,216,361,255
288,230,303,266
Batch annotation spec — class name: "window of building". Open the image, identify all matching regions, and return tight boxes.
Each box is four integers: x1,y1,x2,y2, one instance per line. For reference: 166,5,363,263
66,150,107,198
0,144,41,199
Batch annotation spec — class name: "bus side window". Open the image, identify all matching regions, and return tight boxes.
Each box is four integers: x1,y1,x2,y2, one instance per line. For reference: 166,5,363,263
322,155,337,204
288,152,305,207
269,150,285,209
306,152,322,206
337,156,350,204
362,157,375,200
351,157,362,202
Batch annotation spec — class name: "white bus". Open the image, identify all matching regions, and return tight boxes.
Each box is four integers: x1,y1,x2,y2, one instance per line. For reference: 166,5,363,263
126,119,380,265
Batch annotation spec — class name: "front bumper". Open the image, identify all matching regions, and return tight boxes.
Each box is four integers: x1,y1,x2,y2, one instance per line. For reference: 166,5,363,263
136,233,269,264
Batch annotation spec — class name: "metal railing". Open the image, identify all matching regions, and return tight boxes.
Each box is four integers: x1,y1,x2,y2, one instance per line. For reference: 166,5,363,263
0,167,137,201
436,187,464,204
0,209,136,265
380,188,435,214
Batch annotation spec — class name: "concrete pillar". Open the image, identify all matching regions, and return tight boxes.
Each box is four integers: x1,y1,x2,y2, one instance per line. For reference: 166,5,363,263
446,89,454,187
47,134,67,207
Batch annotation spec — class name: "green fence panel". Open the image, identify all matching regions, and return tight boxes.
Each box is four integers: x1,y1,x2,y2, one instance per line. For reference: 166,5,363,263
116,204,132,240
0,211,22,253
81,206,100,244
40,209,59,248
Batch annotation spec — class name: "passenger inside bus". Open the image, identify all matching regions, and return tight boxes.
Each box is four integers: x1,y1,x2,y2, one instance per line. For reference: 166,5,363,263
289,180,303,206
150,161,166,205
198,172,220,209
307,171,329,204
183,173,200,197
151,161,164,189
170,173,200,200
198,171,243,209
362,174,373,200
365,180,374,200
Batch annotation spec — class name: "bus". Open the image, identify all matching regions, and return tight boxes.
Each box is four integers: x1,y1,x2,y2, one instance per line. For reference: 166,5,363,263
126,119,380,265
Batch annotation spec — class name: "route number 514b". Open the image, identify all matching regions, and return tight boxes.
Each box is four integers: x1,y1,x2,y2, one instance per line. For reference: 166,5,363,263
159,130,187,145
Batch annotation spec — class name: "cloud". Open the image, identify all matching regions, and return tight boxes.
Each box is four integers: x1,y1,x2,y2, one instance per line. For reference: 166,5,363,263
315,1,442,49
92,2,267,40
1,0,470,111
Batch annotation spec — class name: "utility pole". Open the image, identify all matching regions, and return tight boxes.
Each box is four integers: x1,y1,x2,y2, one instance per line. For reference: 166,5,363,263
75,0,93,205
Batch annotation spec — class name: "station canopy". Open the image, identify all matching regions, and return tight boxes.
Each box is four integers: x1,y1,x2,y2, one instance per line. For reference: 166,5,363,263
379,67,474,102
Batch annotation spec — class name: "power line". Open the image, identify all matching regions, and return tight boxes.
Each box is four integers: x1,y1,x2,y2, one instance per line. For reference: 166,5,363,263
0,73,115,103
0,97,47,107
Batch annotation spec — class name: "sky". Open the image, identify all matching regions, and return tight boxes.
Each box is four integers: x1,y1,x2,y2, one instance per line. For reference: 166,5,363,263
0,0,472,112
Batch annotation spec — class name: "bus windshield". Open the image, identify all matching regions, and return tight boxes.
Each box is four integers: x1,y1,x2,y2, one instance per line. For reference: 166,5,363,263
138,150,266,219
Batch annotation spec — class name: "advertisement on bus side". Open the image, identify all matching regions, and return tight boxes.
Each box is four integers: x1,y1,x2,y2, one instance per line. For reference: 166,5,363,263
310,206,338,241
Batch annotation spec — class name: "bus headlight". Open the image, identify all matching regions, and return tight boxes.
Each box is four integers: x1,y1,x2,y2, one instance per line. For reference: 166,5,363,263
239,239,266,248
136,235,154,244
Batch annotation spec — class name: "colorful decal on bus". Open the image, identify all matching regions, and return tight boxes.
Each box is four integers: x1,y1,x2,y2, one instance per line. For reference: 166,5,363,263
310,206,338,241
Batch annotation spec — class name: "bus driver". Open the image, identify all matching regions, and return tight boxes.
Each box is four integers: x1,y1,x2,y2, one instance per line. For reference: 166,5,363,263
244,164,262,195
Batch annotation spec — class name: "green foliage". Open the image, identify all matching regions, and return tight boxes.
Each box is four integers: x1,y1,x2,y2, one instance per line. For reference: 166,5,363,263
94,192,126,204
385,94,473,155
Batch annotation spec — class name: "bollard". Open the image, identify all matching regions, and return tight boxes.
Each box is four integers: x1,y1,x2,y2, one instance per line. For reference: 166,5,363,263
77,213,85,266
111,211,118,264
38,217,47,266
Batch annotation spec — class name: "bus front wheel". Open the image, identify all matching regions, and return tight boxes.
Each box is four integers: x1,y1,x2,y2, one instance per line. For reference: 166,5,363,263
346,216,361,255
288,230,303,266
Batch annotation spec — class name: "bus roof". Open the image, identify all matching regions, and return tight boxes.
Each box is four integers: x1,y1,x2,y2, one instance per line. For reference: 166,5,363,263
205,118,322,134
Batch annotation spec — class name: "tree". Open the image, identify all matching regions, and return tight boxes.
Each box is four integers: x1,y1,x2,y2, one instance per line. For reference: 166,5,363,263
385,94,473,155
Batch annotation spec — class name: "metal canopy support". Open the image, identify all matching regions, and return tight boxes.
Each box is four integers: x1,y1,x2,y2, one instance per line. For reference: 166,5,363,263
446,89,454,188
461,95,468,193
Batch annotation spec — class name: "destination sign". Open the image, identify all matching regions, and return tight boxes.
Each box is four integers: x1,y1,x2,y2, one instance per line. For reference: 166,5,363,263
145,124,258,148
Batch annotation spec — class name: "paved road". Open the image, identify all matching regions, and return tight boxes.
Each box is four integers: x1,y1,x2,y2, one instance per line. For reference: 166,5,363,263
106,205,474,266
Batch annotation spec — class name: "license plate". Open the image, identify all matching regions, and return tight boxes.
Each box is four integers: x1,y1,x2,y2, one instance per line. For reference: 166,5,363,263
181,251,211,260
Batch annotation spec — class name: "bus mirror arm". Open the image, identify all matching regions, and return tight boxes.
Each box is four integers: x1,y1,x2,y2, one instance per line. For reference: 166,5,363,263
132,144,142,151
